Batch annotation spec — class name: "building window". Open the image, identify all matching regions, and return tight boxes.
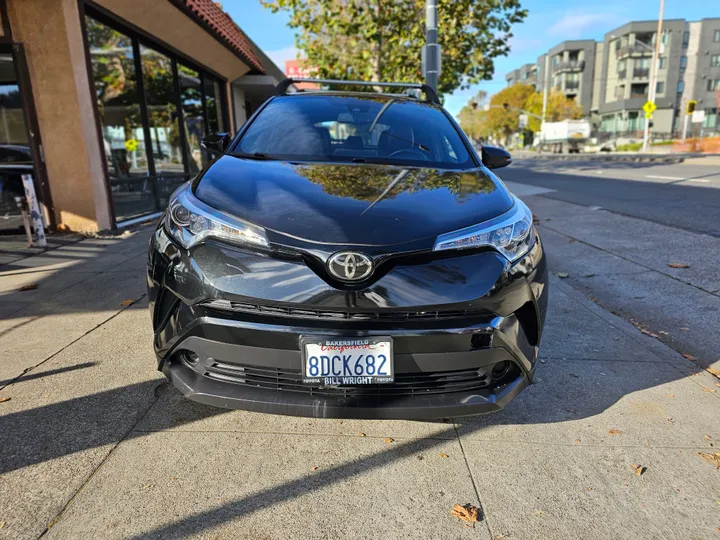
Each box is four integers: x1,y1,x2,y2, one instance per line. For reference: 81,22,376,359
658,56,666,69
682,31,689,48
703,108,717,130
677,80,684,93
714,29,720,42
680,56,687,72
655,81,665,95
712,54,720,67
708,79,720,92
85,11,228,223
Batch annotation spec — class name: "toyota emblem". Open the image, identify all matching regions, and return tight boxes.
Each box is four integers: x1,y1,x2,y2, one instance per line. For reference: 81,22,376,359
327,251,373,282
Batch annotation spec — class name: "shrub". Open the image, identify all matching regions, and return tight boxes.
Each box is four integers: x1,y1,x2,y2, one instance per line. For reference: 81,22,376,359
616,142,643,152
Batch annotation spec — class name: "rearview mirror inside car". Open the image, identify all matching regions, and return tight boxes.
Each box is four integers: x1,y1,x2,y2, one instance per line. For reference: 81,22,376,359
481,145,512,170
201,132,230,156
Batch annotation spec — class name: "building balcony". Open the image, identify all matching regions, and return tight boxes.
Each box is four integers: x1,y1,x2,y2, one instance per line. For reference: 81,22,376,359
553,60,585,73
632,67,650,78
618,44,652,58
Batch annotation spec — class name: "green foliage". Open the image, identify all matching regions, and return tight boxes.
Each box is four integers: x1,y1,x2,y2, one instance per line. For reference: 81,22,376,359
458,85,584,141
262,0,527,96
524,89,583,132
616,142,643,152
484,83,534,138
651,139,674,146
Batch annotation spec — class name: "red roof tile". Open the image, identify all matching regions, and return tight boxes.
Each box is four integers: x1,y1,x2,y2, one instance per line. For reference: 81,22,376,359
178,0,265,73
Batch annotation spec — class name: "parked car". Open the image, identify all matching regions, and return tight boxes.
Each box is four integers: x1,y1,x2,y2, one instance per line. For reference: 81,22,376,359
147,79,548,419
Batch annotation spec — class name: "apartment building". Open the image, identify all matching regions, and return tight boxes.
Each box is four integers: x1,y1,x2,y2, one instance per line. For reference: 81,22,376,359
505,17,720,137
505,63,538,88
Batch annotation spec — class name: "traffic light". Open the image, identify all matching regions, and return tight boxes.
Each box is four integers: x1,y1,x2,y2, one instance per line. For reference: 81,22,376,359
687,100,697,114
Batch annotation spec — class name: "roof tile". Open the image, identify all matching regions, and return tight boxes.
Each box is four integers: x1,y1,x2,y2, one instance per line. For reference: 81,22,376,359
180,0,265,73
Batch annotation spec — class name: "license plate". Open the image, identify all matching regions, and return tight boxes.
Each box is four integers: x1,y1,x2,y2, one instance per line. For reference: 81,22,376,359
301,337,394,384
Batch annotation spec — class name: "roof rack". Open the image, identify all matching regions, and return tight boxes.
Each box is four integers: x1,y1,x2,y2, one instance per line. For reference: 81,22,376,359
275,78,440,104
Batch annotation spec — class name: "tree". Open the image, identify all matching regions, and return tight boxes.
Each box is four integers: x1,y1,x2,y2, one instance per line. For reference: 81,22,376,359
262,0,527,96
483,83,534,140
525,90,583,132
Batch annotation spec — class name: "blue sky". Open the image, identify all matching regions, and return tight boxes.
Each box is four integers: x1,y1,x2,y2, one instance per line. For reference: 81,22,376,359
227,0,717,116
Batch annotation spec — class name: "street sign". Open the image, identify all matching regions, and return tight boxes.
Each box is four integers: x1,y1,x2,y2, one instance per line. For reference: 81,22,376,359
691,110,705,124
644,110,653,119
642,101,656,116
518,114,528,129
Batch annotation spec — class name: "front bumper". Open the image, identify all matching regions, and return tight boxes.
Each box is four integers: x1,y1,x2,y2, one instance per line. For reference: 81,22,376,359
148,225,548,419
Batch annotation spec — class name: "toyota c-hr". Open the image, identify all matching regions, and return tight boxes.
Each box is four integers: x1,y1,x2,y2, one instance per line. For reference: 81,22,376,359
147,79,548,419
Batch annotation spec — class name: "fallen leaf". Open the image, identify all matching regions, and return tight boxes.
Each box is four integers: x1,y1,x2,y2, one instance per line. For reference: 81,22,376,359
311,466,318,471
0,397,10,404
716,383,720,388
575,439,581,444
450,503,479,523
682,353,697,361
704,435,712,441
556,272,569,279
0,521,4,529
583,273,597,278
533,509,544,516
439,452,449,458
697,452,720,469
667,263,689,269
585,487,592,492
18,283,38,292
417,455,424,461
608,429,623,435
493,535,509,540
384,437,394,444
658,330,669,336
640,329,660,338
668,394,675,398
680,327,690,331
359,432,367,437
702,388,716,393
707,368,720,377
631,463,646,476
119,299,135,306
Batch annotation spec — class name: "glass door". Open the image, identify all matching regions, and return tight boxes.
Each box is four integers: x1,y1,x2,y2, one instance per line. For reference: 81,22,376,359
0,51,34,232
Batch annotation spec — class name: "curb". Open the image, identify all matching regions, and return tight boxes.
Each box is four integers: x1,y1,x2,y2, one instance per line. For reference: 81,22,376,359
519,153,687,164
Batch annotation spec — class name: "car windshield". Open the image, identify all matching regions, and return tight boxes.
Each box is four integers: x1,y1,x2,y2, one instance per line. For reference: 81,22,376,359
234,94,474,169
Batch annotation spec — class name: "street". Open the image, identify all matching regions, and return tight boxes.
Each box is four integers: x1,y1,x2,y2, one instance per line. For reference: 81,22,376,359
0,156,719,539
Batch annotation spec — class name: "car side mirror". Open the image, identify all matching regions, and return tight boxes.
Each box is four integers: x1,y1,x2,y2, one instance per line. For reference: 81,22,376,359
481,145,512,169
201,132,230,156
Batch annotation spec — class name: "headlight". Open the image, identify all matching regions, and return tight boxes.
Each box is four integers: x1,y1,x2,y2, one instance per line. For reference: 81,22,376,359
433,198,535,262
165,185,268,250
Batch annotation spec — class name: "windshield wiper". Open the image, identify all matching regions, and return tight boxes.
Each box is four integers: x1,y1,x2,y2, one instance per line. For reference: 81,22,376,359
233,151,275,160
383,132,431,153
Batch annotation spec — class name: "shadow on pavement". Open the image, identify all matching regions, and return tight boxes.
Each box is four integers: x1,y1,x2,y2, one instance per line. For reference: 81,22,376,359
0,361,96,389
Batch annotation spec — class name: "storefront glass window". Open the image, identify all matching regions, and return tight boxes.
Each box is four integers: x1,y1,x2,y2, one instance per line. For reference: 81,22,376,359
86,17,156,221
178,64,205,171
85,11,229,224
204,77,224,134
140,45,184,208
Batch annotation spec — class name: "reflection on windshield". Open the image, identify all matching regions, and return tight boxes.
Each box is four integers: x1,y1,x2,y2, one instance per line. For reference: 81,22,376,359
291,163,496,202
236,95,473,169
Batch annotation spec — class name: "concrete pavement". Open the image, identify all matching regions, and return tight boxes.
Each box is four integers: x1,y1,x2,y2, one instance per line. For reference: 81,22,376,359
0,226,719,539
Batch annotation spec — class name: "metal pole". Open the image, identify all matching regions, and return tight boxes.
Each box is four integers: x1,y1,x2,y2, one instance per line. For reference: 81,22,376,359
642,0,664,152
541,54,549,123
682,111,689,141
424,0,439,92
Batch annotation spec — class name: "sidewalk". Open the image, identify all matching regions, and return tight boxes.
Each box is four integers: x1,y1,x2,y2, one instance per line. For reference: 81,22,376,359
1,227,719,539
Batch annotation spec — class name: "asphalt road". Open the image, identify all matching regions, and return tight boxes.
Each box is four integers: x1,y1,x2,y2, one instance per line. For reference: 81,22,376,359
498,157,720,237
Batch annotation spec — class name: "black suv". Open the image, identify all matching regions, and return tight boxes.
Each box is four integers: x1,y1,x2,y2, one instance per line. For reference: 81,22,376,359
147,79,548,419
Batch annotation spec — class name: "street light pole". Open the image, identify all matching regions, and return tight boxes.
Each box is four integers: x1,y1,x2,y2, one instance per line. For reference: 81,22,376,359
423,0,440,92
642,0,665,152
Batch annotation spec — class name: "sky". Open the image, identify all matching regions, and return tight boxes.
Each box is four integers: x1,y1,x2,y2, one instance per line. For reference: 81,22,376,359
226,0,717,117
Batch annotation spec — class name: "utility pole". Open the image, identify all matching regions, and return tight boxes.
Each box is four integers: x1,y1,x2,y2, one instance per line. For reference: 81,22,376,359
423,0,440,92
642,0,664,152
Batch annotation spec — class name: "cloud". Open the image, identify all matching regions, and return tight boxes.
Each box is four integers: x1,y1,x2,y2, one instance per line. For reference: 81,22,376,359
265,46,299,71
547,12,622,39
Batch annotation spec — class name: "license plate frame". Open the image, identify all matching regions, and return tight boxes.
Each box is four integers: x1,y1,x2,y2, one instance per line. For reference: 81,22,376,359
300,336,394,385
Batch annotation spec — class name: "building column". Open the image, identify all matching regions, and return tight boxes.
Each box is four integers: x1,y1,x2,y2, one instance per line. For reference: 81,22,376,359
6,0,112,231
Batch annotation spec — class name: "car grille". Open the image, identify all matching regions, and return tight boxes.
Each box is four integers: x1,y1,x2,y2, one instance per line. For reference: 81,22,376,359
203,360,518,397
201,299,492,324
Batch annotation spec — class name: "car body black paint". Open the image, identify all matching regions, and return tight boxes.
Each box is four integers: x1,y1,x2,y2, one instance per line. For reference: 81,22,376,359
148,91,548,419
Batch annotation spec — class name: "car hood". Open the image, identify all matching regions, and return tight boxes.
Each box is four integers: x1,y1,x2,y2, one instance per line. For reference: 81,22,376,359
194,156,514,246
